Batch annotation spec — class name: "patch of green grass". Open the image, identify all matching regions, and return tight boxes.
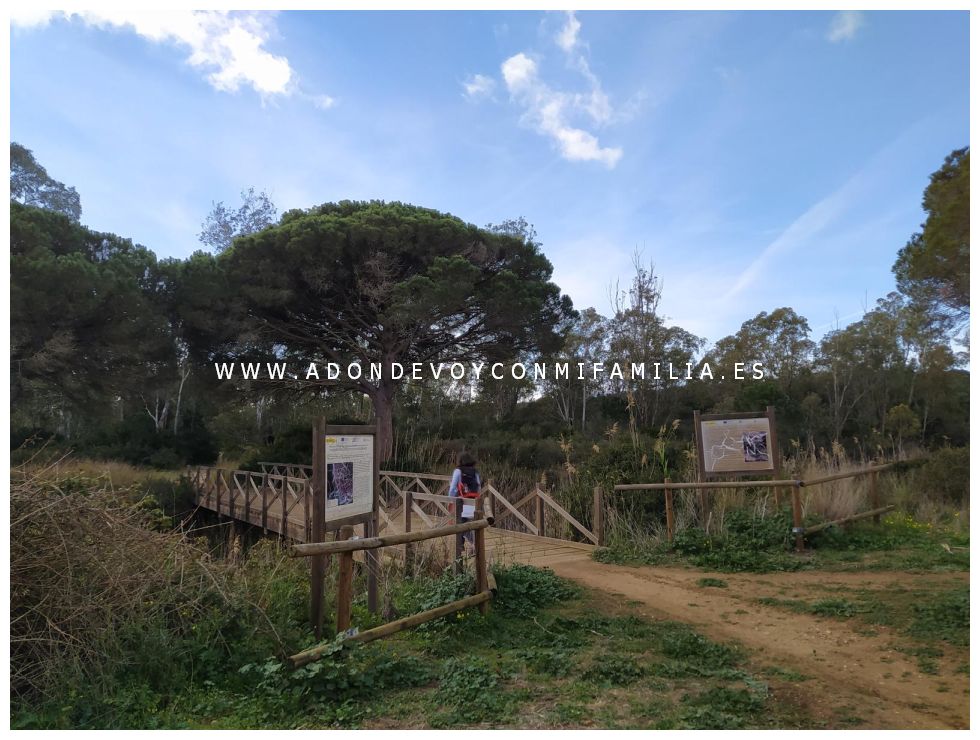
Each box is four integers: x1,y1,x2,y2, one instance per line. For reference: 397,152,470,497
760,666,809,682
697,577,729,588
680,685,767,729
809,598,859,618
908,588,969,646
584,654,645,686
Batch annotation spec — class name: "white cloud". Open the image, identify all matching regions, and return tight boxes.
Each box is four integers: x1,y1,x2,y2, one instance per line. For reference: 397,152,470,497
462,73,496,101
309,94,336,110
500,43,622,168
501,53,537,90
11,10,329,102
501,53,622,168
827,10,864,43
555,10,581,52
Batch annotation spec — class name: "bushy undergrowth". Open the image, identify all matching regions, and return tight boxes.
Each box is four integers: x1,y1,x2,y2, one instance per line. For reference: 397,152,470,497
10,466,314,729
597,508,801,573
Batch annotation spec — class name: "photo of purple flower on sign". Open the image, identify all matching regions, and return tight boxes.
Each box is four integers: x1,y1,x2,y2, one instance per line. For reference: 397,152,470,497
327,461,354,505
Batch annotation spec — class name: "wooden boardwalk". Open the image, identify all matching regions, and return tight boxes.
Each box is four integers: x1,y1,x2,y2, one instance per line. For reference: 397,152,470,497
378,508,594,569
187,466,596,568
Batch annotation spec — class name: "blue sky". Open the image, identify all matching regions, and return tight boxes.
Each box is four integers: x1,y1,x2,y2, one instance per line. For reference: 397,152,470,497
10,9,969,345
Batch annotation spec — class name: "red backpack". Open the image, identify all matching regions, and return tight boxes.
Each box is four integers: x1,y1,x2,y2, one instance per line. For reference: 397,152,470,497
457,466,481,499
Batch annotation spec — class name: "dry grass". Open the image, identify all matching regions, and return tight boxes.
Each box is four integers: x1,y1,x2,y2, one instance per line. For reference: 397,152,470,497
20,453,180,488
600,439,964,548
9,461,230,702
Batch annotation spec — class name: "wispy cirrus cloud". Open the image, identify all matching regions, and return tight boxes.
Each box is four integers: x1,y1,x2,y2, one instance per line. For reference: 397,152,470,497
827,10,865,43
11,9,328,104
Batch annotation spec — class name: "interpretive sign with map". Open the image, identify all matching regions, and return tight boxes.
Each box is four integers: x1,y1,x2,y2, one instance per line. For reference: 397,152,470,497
324,433,375,523
694,408,780,479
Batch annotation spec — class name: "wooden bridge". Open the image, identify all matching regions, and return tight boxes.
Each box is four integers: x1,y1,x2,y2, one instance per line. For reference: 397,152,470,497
186,463,599,567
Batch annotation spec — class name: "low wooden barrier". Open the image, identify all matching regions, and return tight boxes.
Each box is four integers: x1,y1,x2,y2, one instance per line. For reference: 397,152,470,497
288,513,496,668
609,462,898,552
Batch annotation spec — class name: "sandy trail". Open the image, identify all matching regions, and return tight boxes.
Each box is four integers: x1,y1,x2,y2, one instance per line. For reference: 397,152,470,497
542,557,969,729
387,513,969,728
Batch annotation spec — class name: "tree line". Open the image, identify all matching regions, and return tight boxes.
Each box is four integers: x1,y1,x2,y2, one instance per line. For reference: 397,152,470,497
10,143,969,470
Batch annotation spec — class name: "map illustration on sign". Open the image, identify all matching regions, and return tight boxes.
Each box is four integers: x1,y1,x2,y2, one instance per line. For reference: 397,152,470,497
324,434,374,522
699,417,774,475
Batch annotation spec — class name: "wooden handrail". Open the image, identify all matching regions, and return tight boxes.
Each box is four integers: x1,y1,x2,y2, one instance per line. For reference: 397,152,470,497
380,470,452,481
290,518,492,557
288,590,493,668
804,505,895,534
613,462,901,492
615,479,801,491
484,485,538,535
797,463,895,487
535,487,599,545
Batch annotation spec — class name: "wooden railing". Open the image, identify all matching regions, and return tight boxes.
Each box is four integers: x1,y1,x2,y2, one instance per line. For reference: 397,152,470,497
188,466,312,541
288,513,496,667
379,471,600,547
609,462,897,551
188,465,601,549
258,462,312,480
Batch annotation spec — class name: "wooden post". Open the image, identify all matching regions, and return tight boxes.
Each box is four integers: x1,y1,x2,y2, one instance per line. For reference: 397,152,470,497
404,488,414,575
304,474,312,543
311,418,327,638
870,470,881,524
454,501,464,574
280,475,288,539
243,474,251,525
474,513,489,615
791,483,804,552
664,477,675,542
768,405,786,511
593,486,604,547
536,492,545,537
261,472,269,534
699,488,708,530
336,524,355,634
216,469,224,518
365,516,378,615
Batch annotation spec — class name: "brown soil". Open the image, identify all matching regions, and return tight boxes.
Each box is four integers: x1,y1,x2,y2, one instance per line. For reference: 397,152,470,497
543,557,969,729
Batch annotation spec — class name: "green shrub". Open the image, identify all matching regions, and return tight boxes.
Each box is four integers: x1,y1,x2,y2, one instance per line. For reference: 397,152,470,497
585,654,645,686
913,446,969,505
909,588,969,645
809,599,858,618
492,564,578,618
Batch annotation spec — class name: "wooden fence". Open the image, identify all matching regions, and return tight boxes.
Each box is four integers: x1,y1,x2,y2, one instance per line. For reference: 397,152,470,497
187,466,601,550
609,463,895,551
288,512,496,668
188,466,312,541
379,471,600,547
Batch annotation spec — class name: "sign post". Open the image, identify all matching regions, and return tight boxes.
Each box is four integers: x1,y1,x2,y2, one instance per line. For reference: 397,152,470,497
310,419,380,636
694,406,800,549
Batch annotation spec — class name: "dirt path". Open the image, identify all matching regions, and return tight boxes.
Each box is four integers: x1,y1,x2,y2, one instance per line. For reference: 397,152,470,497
541,557,969,729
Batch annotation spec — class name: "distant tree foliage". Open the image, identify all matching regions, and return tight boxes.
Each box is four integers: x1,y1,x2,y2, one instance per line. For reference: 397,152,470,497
199,187,277,253
10,143,82,222
893,147,969,326
8,151,970,468
197,201,575,458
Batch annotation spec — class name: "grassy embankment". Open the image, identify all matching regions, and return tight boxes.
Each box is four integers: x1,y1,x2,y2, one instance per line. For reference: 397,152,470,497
12,459,838,730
